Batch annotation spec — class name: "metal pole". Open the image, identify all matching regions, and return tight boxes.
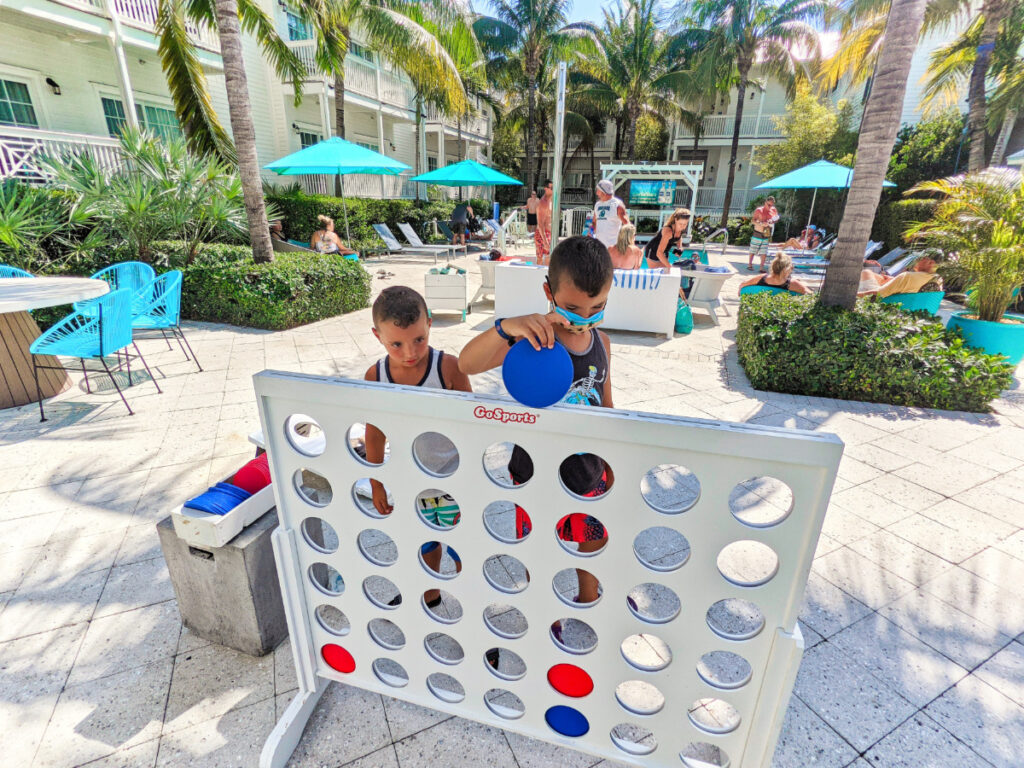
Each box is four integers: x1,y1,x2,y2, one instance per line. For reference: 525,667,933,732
806,188,817,230
550,62,567,251
340,176,351,241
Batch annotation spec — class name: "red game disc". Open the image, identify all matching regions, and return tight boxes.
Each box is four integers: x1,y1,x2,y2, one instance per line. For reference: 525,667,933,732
322,643,356,673
547,663,594,697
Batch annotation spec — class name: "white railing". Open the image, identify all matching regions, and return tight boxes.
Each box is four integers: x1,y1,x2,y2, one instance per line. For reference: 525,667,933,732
52,0,219,50
286,173,417,199
286,43,418,111
0,127,122,183
424,106,489,138
693,186,754,215
677,114,784,140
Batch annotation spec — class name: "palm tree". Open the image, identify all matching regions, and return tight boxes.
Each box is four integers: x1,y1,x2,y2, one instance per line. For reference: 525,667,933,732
682,0,823,227
572,0,702,162
819,0,929,308
157,0,306,262
821,0,1023,171
474,0,596,193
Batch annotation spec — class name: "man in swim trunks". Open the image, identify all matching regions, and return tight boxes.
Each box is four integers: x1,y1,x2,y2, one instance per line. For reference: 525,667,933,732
535,180,553,264
523,190,539,233
748,196,778,272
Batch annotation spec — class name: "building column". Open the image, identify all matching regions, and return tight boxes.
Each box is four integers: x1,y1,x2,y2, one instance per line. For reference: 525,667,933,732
744,146,756,210
320,79,332,139
102,0,139,129
377,108,386,196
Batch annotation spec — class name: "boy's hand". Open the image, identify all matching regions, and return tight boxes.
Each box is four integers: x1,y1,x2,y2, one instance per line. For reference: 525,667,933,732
369,479,393,516
500,312,570,350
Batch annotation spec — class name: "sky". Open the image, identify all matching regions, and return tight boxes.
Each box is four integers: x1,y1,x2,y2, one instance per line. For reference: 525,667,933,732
474,1,613,24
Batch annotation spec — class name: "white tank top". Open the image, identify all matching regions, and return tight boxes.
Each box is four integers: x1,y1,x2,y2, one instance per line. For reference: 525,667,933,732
375,348,458,474
593,196,624,247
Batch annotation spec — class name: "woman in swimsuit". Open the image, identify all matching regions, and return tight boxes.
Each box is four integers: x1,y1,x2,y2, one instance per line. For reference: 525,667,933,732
738,252,809,294
644,208,690,270
608,224,644,269
310,215,357,256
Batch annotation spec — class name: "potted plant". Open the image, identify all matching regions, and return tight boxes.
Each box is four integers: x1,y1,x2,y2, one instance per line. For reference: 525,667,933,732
906,168,1024,365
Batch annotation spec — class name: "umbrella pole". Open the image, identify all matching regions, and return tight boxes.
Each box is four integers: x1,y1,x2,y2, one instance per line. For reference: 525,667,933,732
806,188,817,231
340,175,351,242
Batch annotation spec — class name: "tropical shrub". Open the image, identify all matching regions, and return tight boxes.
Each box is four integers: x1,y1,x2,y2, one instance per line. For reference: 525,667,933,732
736,293,1013,412
906,168,1024,323
871,199,937,252
150,241,371,330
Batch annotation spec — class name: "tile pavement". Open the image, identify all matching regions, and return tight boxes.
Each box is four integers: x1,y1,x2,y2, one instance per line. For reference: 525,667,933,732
0,246,1021,767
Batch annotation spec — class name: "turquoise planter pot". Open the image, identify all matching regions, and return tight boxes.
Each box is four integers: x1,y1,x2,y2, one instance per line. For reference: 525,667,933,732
948,311,1024,365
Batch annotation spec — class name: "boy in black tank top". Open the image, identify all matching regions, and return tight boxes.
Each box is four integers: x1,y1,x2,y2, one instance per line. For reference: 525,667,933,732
460,237,616,611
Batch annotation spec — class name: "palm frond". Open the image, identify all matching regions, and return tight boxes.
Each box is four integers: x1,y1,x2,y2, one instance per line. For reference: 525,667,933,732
237,0,306,105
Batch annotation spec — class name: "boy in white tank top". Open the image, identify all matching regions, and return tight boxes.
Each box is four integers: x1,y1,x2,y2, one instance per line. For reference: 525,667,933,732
364,286,471,607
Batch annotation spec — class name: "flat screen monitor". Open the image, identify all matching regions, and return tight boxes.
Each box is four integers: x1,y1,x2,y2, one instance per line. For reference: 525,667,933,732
628,180,677,206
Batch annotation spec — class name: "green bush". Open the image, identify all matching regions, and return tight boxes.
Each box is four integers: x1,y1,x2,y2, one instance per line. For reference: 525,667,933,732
871,199,937,252
153,241,371,330
266,192,490,254
736,293,1013,412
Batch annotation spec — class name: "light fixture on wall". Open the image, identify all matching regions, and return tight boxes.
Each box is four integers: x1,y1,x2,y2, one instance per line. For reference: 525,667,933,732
291,123,301,133
388,140,396,151
45,77,61,96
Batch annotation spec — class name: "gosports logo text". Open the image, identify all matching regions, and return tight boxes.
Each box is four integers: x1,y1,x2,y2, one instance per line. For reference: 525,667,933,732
473,406,537,424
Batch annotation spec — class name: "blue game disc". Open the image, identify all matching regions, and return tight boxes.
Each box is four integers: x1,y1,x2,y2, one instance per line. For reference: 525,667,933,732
502,339,573,408
545,705,590,737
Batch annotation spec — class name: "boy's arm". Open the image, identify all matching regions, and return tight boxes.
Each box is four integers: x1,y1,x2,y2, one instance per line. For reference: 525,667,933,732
458,313,570,374
599,330,614,409
362,363,392,514
441,353,472,392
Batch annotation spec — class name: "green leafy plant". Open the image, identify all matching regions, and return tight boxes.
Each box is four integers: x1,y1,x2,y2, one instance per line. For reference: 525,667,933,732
906,167,1024,323
736,292,1013,412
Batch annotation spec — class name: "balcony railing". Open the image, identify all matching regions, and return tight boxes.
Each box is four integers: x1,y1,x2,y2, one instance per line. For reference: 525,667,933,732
424,106,488,138
0,126,122,183
287,42,417,111
288,173,417,199
677,114,784,140
51,0,219,50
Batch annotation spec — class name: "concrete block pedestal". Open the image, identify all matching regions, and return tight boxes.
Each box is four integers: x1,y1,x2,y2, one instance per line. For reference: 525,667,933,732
157,509,287,656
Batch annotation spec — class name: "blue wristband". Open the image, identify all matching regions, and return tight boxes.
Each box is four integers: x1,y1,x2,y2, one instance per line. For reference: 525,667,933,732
494,318,515,346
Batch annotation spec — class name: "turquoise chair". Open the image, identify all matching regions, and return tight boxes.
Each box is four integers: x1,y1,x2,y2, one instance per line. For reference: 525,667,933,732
879,291,944,315
75,261,156,314
740,285,796,297
132,271,202,372
30,289,161,421
0,265,34,278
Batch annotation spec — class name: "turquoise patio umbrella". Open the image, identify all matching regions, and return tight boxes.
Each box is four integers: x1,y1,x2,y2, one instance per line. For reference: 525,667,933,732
410,158,523,187
264,137,411,240
754,159,896,229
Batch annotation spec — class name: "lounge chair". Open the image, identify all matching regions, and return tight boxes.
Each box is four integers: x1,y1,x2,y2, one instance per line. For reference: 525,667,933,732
470,258,496,309
397,222,463,260
879,291,944,315
272,238,313,253
740,285,800,297
371,224,442,263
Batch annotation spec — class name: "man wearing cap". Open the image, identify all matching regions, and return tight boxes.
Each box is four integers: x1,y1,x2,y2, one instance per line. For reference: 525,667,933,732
592,179,629,249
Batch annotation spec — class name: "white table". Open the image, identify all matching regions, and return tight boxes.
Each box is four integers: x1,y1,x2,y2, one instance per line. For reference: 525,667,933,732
676,265,735,325
0,277,109,409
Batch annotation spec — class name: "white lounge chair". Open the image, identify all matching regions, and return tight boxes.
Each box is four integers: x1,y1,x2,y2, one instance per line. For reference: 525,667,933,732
372,224,442,263
470,259,496,309
397,222,463,259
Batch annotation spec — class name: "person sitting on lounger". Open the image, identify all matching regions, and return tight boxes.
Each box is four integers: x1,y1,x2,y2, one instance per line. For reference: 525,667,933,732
857,256,940,298
608,224,644,270
311,215,357,256
270,220,286,241
778,225,822,251
738,253,809,295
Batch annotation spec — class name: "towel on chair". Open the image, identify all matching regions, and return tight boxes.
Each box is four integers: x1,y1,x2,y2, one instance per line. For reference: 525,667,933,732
613,270,662,291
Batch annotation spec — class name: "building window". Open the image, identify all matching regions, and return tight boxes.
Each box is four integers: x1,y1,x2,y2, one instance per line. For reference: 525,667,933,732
286,12,311,41
0,79,39,128
298,130,320,149
102,97,182,140
348,41,374,64
427,155,438,171
355,140,380,153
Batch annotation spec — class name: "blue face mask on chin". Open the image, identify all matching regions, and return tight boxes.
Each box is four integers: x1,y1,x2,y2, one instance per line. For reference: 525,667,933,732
546,277,605,332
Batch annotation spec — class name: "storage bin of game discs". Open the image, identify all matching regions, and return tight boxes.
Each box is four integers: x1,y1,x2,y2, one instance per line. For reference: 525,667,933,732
158,453,287,656
424,266,468,321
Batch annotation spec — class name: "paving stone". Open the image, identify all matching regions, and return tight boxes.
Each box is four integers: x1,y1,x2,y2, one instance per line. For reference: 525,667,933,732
0,622,87,705
866,474,945,512
829,486,915,528
819,507,880,547
155,696,275,767
93,556,174,618
893,457,998,497
975,641,1024,708
799,572,873,639
33,658,172,767
381,693,452,742
76,739,161,767
888,515,990,564
0,568,107,642
996,529,1024,562
919,498,1017,546
0,480,82,522
337,745,401,768
114,522,163,566
847,530,954,587
879,588,1012,670
273,638,298,695
505,730,600,768
68,600,181,685
163,641,275,734
960,548,1024,599
0,543,41,593
828,614,968,706
393,716,518,768
813,547,917,610
19,528,125,590
925,675,1024,768
284,682,390,767
0,692,61,768
921,568,1024,638
771,694,857,767
793,642,917,752
0,510,63,553
863,712,995,768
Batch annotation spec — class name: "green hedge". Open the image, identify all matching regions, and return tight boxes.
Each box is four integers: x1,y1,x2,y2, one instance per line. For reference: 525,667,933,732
871,198,937,252
152,241,371,330
736,293,1013,412
266,192,490,254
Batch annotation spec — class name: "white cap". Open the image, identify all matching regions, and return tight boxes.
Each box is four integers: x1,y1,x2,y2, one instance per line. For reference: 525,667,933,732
596,179,614,195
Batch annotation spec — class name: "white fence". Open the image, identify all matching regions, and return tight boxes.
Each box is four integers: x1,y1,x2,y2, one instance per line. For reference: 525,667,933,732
677,115,783,140
283,173,418,199
0,127,122,183
54,0,219,49
255,373,842,768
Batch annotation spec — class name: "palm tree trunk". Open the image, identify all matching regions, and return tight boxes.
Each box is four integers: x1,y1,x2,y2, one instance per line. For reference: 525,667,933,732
333,69,346,197
720,62,749,229
525,59,538,193
967,0,1010,171
212,0,272,263
990,108,1017,165
614,117,622,160
590,141,596,196
457,115,464,201
414,95,423,201
622,103,641,161
820,0,928,308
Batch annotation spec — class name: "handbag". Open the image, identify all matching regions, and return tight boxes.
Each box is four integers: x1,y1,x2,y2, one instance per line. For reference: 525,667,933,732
675,299,693,335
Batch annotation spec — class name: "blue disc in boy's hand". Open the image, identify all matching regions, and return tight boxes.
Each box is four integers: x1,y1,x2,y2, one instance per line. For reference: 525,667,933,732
502,339,573,408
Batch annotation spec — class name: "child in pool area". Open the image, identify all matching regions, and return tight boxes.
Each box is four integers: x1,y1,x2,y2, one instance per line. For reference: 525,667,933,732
363,286,470,607
459,236,617,633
